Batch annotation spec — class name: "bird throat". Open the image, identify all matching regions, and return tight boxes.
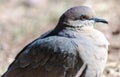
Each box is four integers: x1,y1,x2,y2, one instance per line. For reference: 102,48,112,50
63,20,95,30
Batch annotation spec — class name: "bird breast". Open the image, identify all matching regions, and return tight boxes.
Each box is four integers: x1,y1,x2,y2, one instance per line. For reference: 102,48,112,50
58,26,109,77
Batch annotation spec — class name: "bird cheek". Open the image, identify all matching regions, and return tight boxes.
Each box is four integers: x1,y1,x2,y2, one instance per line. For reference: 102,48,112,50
88,20,95,27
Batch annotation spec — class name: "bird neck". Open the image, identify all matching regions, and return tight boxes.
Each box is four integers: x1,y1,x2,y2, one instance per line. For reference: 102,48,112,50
40,23,65,38
40,22,94,38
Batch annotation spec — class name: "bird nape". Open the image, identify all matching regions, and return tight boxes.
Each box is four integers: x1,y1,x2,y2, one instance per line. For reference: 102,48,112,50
2,6,109,77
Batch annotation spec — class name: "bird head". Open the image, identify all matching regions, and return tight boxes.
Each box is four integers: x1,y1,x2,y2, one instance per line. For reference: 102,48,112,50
58,6,108,29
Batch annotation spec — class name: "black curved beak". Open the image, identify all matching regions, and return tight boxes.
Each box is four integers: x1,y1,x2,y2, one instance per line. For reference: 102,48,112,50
93,17,108,24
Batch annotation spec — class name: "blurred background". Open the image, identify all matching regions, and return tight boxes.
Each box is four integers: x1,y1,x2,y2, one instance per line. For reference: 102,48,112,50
0,0,120,77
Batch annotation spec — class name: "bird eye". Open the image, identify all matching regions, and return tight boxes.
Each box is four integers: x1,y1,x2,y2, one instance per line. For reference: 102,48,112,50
74,15,88,20
80,15,87,20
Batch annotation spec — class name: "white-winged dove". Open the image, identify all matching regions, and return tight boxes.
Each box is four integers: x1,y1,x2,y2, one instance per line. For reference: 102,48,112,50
2,6,109,77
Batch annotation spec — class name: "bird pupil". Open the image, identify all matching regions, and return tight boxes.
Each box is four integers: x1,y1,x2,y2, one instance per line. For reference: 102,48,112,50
80,15,86,20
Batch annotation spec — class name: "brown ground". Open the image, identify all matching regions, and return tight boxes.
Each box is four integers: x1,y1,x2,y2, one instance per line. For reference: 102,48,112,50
0,0,120,77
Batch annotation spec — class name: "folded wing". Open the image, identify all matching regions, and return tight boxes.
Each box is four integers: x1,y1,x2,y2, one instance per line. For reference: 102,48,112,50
2,36,85,77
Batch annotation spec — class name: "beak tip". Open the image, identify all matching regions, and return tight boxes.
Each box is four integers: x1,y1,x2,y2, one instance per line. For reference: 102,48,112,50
103,21,108,24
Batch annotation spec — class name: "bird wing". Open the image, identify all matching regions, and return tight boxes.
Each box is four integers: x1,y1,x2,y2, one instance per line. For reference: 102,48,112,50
2,36,85,77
